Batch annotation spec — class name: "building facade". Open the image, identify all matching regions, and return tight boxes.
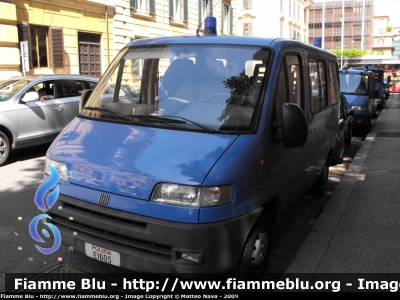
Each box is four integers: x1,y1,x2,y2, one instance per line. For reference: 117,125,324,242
237,0,313,42
308,0,374,51
0,0,115,80
114,0,237,56
0,0,237,80
371,15,394,56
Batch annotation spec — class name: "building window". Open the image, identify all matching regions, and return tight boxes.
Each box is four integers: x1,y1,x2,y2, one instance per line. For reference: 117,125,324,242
243,0,252,8
243,23,252,36
199,0,209,25
30,27,48,68
130,0,155,14
280,0,283,10
170,0,188,22
289,0,291,15
18,24,64,69
221,4,233,34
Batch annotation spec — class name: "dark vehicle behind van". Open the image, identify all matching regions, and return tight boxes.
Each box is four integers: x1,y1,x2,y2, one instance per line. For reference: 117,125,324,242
339,69,376,133
43,30,340,274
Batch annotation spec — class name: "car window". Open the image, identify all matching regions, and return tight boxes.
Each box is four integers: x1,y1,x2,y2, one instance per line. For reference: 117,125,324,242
0,80,30,101
58,80,97,98
30,81,55,100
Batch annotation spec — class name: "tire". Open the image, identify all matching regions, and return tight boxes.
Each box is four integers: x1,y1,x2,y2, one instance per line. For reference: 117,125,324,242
364,117,371,135
236,211,273,275
0,131,10,167
345,125,352,146
312,160,329,197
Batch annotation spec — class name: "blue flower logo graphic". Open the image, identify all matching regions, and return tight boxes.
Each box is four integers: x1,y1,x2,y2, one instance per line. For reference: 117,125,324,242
29,164,62,254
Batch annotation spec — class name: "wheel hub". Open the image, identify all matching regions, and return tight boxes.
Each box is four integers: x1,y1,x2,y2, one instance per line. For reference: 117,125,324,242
251,228,268,268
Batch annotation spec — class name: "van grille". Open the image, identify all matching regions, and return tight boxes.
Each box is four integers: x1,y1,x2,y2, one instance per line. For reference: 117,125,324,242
48,195,172,260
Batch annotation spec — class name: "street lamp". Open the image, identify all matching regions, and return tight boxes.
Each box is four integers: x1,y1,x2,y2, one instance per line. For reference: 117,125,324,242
340,0,344,68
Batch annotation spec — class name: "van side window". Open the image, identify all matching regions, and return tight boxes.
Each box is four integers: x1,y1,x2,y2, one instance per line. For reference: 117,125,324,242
272,62,287,127
286,55,302,107
329,62,339,105
309,58,327,113
272,54,302,143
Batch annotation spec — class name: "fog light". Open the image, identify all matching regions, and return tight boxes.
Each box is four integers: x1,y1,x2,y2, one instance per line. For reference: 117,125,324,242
175,250,204,264
182,252,201,263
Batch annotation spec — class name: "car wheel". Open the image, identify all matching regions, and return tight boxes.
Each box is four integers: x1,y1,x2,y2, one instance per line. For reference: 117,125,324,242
345,125,352,146
364,117,371,135
312,160,329,197
0,131,10,167
236,211,273,275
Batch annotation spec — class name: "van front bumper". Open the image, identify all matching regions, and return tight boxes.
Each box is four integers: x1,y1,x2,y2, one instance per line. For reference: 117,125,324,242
47,194,263,274
352,115,369,128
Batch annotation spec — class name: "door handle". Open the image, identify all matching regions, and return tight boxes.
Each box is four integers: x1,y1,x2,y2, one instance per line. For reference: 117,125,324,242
55,106,63,111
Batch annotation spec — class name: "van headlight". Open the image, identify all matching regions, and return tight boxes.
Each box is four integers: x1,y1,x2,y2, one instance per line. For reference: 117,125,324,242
150,184,233,207
44,157,68,182
350,105,367,111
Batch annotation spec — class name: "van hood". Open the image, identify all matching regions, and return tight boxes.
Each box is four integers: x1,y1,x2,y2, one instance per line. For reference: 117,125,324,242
342,94,369,106
48,118,238,200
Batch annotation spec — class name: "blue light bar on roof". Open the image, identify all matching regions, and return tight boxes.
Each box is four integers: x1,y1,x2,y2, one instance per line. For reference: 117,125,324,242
204,16,217,36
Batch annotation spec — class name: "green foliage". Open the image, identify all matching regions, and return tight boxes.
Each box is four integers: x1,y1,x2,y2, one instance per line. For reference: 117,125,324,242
329,49,367,58
386,25,393,32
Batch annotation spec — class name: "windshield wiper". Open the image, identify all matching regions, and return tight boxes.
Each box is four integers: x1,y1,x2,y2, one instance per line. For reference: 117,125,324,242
134,115,216,133
161,115,216,133
82,107,140,125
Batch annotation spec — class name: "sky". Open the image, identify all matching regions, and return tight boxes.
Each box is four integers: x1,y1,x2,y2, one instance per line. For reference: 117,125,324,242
374,0,400,27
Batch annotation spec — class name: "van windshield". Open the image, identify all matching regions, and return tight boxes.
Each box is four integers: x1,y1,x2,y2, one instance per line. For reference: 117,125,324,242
339,73,369,95
81,45,271,133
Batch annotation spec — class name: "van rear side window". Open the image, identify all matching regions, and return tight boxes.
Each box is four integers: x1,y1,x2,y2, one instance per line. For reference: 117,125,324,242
309,58,328,113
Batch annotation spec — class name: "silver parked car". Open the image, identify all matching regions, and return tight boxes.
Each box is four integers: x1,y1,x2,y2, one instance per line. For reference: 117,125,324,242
0,74,98,166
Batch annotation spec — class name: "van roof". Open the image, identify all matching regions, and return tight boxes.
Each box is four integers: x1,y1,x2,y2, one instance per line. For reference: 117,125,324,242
126,35,337,58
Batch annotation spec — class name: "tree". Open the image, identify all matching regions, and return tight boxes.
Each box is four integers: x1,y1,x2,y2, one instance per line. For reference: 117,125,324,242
329,49,367,58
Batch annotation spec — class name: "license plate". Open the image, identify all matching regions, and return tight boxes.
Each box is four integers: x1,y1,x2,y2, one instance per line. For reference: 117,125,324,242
85,243,120,267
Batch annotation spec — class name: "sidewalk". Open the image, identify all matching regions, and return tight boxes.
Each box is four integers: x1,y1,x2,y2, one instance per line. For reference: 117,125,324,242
286,93,400,273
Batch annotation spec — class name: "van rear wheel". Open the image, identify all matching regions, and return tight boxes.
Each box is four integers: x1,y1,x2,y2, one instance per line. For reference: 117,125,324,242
312,161,329,197
236,211,273,274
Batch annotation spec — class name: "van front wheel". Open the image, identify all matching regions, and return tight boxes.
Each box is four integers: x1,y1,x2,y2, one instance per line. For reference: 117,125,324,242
236,212,273,274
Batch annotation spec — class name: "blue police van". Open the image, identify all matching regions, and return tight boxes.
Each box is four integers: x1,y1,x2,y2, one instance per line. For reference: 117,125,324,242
339,68,376,134
42,19,340,274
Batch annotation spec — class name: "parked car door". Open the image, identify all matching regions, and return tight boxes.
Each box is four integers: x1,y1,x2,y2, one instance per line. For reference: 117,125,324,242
17,80,66,143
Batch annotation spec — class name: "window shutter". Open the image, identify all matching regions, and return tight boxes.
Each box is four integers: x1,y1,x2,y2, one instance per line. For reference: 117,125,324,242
198,0,202,25
221,4,224,31
169,0,173,18
149,0,155,14
130,0,137,9
183,0,188,22
230,7,233,33
209,0,213,16
49,28,64,68
17,24,31,69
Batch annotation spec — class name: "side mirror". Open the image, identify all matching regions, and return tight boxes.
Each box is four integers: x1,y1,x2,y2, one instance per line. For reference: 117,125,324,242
281,103,308,148
21,92,39,103
372,89,379,98
79,89,92,112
